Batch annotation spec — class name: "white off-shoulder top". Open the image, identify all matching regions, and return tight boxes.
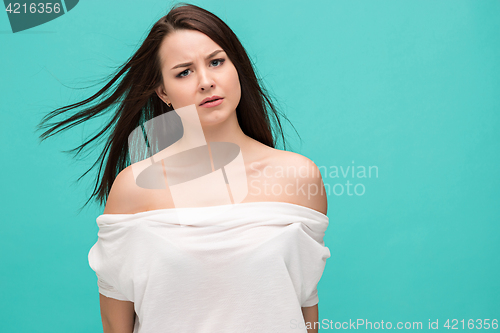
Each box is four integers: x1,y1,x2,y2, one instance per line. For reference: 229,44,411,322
88,201,331,333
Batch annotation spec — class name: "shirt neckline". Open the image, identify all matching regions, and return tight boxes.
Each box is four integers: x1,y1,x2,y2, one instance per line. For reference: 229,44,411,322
98,201,328,220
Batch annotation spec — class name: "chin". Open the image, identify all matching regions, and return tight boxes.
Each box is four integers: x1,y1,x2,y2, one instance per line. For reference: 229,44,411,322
198,104,234,122
199,115,227,127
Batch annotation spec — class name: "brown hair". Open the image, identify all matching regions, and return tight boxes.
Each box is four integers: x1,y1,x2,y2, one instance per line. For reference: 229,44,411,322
36,2,297,212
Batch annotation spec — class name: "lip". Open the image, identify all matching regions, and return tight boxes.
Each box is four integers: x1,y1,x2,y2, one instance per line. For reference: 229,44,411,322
200,95,223,106
200,98,224,108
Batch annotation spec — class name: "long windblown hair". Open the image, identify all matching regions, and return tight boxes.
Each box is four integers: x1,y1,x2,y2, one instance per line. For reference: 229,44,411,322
36,2,295,212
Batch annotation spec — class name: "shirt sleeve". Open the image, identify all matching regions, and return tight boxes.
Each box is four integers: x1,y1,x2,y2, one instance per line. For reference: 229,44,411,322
96,273,131,301
296,217,330,308
301,287,319,307
89,232,132,302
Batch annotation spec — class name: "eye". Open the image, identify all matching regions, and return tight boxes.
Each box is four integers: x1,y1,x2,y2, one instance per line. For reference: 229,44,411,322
176,69,191,78
175,58,226,78
210,58,225,67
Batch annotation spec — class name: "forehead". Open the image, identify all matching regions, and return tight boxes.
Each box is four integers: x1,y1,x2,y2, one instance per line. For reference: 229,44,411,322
159,29,223,67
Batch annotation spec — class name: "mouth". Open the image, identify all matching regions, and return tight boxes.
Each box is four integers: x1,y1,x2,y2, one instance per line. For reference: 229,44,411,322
200,98,224,108
201,98,221,105
200,96,223,106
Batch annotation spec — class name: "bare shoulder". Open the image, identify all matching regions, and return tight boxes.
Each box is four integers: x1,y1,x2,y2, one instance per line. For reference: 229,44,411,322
103,164,151,215
270,149,328,216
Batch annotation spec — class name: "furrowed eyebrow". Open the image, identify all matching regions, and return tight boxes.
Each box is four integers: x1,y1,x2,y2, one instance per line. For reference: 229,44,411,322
170,50,225,70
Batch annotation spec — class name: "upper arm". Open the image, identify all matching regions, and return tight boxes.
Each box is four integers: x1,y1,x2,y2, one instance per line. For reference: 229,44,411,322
99,293,135,333
301,304,319,333
100,166,137,332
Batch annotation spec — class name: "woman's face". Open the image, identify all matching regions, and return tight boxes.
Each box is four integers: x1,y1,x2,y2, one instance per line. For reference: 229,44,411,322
156,29,241,126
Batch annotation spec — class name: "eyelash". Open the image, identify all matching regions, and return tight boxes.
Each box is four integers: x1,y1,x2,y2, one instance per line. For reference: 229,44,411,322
176,58,226,78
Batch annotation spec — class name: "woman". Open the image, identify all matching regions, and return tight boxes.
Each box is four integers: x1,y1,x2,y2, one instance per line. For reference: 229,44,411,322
37,3,330,333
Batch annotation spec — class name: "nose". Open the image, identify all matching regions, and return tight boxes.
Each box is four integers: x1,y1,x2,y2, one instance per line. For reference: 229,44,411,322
198,68,215,91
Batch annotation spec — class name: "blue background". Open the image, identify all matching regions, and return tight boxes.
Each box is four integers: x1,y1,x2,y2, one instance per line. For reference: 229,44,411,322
1,0,499,331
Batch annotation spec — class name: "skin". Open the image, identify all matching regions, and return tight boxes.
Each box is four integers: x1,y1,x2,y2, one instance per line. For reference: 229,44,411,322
100,29,326,333
155,29,246,147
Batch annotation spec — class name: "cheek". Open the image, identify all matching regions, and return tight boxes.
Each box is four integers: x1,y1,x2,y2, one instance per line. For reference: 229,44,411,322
229,68,241,99
166,80,190,101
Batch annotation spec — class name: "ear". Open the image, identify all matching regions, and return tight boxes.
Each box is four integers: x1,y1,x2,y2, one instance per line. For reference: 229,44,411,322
155,85,170,105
